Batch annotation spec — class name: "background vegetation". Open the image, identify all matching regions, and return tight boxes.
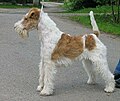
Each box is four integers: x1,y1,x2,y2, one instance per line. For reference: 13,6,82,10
64,0,120,35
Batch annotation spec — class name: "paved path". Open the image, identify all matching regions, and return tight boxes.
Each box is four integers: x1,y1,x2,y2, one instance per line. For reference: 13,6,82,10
0,2,120,101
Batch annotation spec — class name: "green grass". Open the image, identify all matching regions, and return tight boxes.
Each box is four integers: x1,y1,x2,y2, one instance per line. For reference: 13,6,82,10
64,5,118,13
70,15,120,36
0,4,38,8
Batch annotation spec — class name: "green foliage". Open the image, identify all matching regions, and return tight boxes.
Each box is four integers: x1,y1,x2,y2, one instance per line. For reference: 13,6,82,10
64,0,98,11
0,4,38,8
49,0,64,2
66,5,118,13
93,0,110,5
0,0,9,2
111,0,120,23
0,0,33,4
11,0,17,5
64,0,84,11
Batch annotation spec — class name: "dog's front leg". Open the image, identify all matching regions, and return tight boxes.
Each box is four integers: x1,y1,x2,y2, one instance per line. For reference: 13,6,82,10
37,60,44,92
37,44,44,92
40,60,56,96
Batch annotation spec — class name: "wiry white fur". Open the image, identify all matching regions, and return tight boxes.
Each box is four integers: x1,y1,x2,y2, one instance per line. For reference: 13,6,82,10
13,9,115,95
36,10,115,95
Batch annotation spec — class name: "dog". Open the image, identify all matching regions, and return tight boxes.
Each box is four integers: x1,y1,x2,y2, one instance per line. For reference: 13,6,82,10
14,7,115,96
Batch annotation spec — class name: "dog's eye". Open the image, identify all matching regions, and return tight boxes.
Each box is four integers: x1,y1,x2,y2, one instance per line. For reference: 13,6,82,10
24,17,27,20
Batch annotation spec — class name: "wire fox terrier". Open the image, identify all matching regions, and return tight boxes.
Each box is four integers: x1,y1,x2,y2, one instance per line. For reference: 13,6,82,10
14,7,115,96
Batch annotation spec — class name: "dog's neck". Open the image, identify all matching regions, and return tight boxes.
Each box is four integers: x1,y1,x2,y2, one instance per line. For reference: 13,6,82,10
38,11,63,43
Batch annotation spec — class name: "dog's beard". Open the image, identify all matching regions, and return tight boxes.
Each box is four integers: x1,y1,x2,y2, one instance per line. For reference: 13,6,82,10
14,19,29,39
14,25,29,39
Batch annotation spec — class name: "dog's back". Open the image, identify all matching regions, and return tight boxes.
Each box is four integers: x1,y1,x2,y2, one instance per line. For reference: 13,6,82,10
51,11,101,61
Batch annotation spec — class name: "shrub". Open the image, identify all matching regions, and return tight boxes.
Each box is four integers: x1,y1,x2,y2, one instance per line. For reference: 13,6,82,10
93,0,111,5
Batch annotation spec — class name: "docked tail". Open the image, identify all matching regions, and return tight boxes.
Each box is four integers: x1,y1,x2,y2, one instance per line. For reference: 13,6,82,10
89,11,100,37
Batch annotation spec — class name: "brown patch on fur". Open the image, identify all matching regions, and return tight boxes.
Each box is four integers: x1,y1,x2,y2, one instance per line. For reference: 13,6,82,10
93,31,100,37
51,33,84,61
85,35,96,51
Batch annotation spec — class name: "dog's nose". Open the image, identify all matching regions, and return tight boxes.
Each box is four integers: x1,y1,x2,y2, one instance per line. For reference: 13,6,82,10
14,26,16,29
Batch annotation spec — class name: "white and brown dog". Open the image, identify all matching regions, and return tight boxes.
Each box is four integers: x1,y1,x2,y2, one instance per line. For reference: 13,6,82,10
14,7,115,96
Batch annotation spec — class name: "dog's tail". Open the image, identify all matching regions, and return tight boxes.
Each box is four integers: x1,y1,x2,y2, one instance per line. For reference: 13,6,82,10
89,11,100,37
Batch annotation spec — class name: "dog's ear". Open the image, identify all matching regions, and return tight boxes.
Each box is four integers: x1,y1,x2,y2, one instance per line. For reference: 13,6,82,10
29,8,40,20
61,34,71,43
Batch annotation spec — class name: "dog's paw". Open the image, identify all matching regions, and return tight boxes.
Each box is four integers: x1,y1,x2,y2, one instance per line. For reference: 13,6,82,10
40,88,53,96
36,85,43,92
104,87,114,93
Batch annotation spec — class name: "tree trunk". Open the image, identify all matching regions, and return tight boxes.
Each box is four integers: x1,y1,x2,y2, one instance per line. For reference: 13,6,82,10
117,0,120,23
111,0,116,22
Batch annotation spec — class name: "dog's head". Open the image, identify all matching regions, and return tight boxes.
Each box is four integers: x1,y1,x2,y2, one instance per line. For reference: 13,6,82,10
14,8,40,38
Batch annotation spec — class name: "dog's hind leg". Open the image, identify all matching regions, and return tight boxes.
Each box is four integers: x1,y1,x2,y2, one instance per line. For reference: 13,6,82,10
40,60,56,96
91,57,115,93
82,59,96,84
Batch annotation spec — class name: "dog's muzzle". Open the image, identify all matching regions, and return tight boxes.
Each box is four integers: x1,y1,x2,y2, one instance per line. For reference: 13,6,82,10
14,21,29,39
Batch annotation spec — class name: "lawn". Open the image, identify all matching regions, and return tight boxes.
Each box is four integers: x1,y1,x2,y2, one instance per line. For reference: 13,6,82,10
0,4,38,8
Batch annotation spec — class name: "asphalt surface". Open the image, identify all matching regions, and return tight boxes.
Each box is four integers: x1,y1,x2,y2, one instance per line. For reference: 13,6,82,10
0,5,120,101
